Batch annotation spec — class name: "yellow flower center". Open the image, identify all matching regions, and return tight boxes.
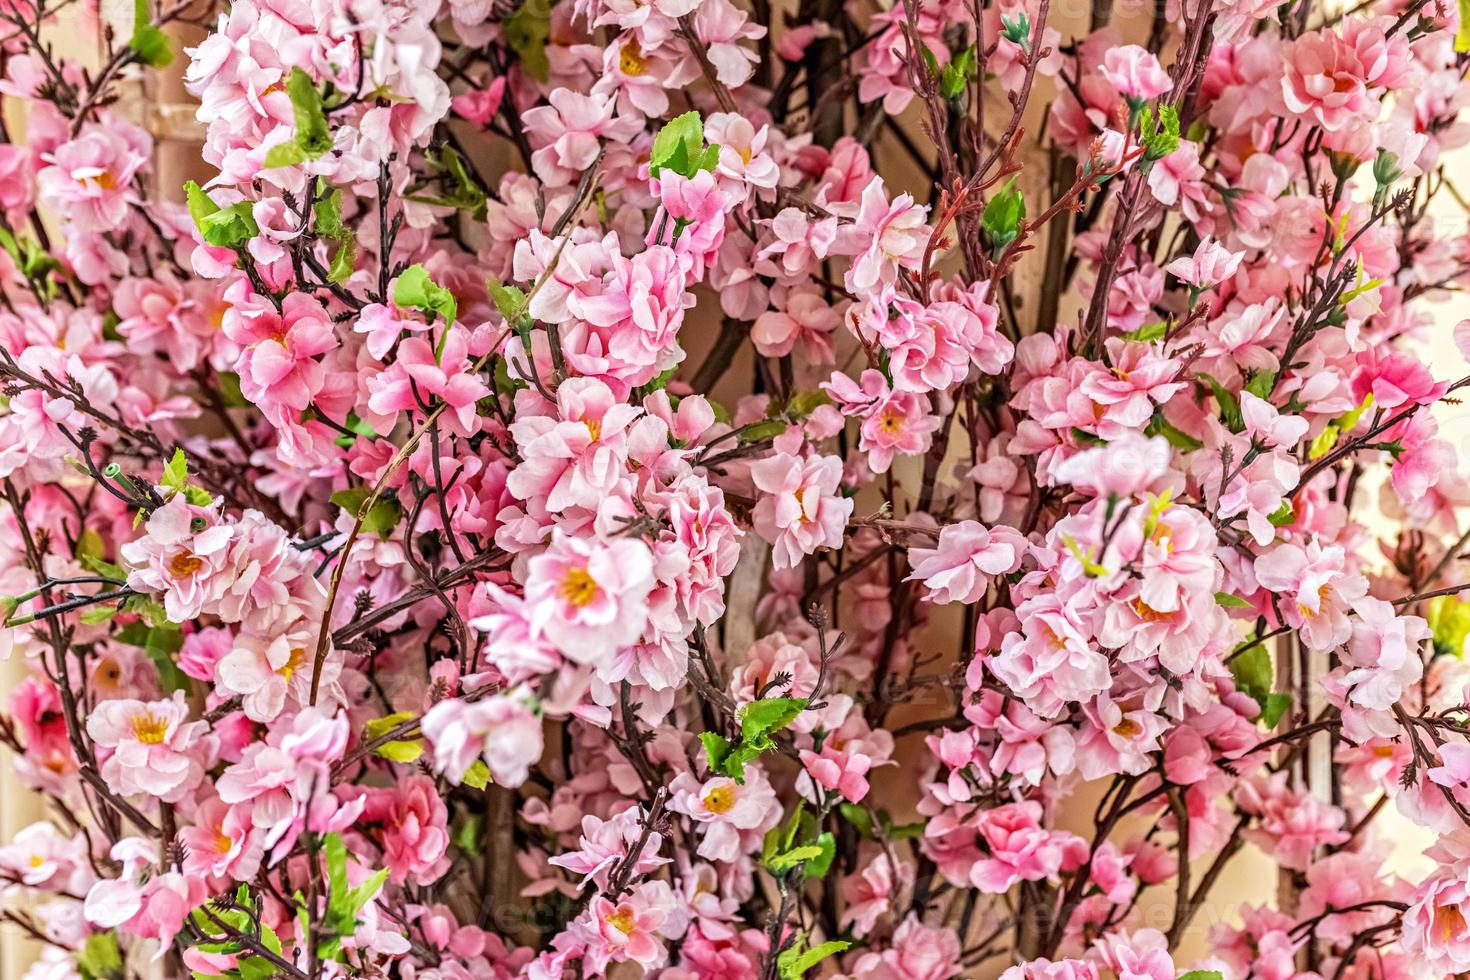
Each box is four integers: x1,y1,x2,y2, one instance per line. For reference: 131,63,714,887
704,784,737,814
77,171,116,191
279,647,306,681
131,711,169,745
214,832,234,854
168,551,204,578
1131,598,1169,623
1437,902,1467,941
878,411,903,434
1113,718,1143,739
584,417,602,442
619,43,647,77
28,855,44,868
560,567,599,608
606,905,636,935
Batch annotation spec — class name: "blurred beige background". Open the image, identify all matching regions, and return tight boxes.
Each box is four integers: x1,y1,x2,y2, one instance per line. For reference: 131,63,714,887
1,0,1467,975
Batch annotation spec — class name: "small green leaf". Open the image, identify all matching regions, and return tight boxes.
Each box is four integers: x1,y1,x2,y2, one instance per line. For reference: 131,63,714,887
461,759,492,789
700,731,732,772
1214,592,1251,609
161,447,188,493
650,110,704,178
981,177,1026,254
1259,692,1293,729
200,203,260,249
487,278,528,324
740,697,808,743
76,931,124,980
376,739,424,763
330,488,401,538
286,67,332,158
838,802,873,838
1230,645,1273,704
1200,373,1243,433
767,844,823,872
503,0,552,82
778,937,851,980
129,0,173,68
394,264,458,326
263,141,308,169
807,831,837,877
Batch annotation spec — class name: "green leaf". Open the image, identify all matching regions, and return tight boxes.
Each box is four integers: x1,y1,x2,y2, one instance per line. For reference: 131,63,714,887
1123,321,1168,342
700,731,733,772
778,937,851,980
263,141,308,169
786,390,833,419
129,0,173,68
376,739,424,763
79,604,119,625
1200,373,1243,433
1178,973,1224,980
1230,645,1273,705
981,177,1026,253
200,203,260,249
1243,370,1276,400
503,0,553,82
461,759,491,789
487,278,529,324
454,813,483,855
286,67,332,158
394,264,458,326
1142,104,1180,161
161,447,188,493
184,180,218,226
740,697,808,742
807,831,836,877
76,931,124,980
1266,500,1294,527
767,844,823,872
1259,692,1292,729
740,419,790,443
1214,592,1251,609
1146,413,1204,451
838,802,873,838
650,110,705,178
330,488,402,538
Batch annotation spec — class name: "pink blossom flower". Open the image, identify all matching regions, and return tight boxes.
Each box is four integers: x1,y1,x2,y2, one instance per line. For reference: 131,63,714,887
507,378,643,513
85,691,209,802
579,879,681,972
365,327,490,438
1401,868,1470,975
847,916,961,980
360,774,451,884
971,801,1079,892
523,531,655,664
1164,238,1244,289
36,123,148,231
668,767,780,862
752,287,839,362
749,452,854,569
906,521,1029,605
421,689,545,787
823,369,940,474
843,176,929,293
1349,347,1448,411
1099,46,1172,100
120,494,234,622
548,806,669,891
1253,539,1368,650
222,286,338,428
